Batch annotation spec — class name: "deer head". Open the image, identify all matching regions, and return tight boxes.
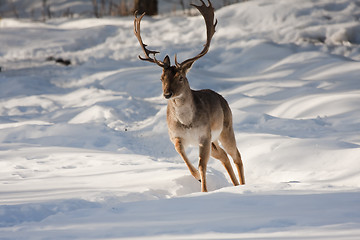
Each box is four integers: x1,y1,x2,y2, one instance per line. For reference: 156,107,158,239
134,0,217,99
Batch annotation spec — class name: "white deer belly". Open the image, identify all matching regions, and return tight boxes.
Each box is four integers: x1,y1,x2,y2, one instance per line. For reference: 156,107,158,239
170,125,222,147
211,128,222,142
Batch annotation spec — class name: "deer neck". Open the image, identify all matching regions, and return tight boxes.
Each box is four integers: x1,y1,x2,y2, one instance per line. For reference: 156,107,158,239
168,87,194,127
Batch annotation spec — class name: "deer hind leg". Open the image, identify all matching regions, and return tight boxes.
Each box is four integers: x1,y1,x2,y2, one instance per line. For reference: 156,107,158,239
211,141,239,186
174,138,200,182
220,129,245,185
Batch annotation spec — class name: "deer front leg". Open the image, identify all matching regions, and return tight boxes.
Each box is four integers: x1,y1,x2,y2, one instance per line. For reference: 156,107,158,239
174,138,201,181
199,138,211,192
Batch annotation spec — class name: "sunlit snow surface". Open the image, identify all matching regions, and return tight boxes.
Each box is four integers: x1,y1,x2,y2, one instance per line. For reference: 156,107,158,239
1,0,360,239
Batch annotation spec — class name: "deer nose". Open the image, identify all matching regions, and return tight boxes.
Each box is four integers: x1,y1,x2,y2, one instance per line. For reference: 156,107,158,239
164,92,173,99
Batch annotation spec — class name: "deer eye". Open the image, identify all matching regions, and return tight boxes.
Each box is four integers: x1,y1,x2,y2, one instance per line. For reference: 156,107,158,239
179,76,184,82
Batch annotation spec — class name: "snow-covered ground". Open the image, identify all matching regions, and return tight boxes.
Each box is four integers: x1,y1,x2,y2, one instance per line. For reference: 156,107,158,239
1,0,360,239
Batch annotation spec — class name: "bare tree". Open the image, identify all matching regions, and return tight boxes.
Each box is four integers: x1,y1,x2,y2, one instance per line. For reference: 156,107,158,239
179,0,186,13
91,0,100,18
134,0,157,16
100,0,106,17
42,0,51,21
119,0,129,16
10,0,19,18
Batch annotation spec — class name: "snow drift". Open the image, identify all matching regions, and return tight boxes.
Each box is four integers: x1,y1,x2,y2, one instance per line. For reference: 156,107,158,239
0,0,360,239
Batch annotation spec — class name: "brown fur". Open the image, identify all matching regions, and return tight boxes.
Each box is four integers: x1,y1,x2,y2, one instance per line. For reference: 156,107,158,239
164,68,245,192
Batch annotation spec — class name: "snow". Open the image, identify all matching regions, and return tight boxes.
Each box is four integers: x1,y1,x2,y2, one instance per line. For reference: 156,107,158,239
1,0,360,239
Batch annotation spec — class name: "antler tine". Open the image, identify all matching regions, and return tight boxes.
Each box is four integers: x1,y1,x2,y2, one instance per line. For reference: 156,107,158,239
134,11,165,68
176,0,217,69
174,54,181,68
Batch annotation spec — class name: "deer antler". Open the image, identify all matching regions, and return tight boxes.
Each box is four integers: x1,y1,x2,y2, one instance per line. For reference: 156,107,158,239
175,0,217,69
134,0,217,70
134,11,166,68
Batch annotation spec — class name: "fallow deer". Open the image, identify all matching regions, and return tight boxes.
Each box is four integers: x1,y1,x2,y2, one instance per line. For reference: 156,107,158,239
134,0,245,192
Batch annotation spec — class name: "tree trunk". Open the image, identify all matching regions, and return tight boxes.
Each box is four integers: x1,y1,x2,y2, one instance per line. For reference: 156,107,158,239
134,0,158,16
91,0,99,18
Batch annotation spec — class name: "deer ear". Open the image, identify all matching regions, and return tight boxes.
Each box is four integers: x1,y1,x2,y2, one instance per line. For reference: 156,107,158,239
180,60,194,73
163,55,171,69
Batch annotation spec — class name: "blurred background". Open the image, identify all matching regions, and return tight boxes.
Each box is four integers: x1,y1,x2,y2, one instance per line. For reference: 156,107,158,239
0,0,246,20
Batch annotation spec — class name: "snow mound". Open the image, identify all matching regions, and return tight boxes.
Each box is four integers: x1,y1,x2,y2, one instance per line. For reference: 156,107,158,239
1,0,360,239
